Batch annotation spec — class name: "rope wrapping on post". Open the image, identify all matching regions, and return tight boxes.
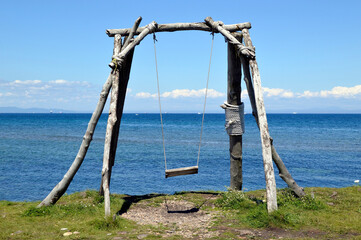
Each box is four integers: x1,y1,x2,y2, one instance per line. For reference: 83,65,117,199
221,102,245,136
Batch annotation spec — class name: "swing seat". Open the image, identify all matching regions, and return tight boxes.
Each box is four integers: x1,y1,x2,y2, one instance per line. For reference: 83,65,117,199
165,166,198,178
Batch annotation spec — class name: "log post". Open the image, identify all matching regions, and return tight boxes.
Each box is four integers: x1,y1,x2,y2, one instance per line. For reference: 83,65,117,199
227,36,243,190
241,29,278,213
100,17,141,196
238,32,305,198
101,33,126,216
37,73,113,207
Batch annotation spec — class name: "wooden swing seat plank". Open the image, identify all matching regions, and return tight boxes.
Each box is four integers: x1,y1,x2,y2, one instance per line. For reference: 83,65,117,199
165,166,198,178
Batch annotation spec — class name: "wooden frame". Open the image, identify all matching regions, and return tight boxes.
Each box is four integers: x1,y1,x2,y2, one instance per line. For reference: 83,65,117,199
39,17,305,216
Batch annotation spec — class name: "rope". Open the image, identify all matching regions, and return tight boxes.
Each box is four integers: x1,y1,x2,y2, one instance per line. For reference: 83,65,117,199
153,33,167,170
196,33,214,167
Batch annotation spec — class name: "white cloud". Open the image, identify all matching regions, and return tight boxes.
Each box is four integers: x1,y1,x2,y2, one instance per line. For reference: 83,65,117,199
298,85,361,98
263,87,294,98
5,80,42,86
50,79,68,84
0,79,99,110
135,92,157,98
135,88,225,99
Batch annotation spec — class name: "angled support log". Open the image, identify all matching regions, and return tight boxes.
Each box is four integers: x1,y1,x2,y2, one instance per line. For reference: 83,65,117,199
227,35,243,190
240,29,278,213
106,20,251,37
238,31,305,198
38,74,112,207
123,16,142,47
204,17,255,59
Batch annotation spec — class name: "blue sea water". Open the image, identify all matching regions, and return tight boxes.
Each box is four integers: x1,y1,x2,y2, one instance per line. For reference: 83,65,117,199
0,113,360,201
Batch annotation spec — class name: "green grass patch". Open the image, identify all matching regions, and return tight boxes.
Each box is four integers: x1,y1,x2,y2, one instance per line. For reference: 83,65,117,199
1,187,361,239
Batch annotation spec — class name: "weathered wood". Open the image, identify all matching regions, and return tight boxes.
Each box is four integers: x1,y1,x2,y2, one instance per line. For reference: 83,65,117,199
165,166,198,178
101,34,123,216
106,21,251,37
241,29,277,213
227,36,243,190
99,42,136,196
100,19,140,196
110,21,157,69
204,17,255,59
238,32,305,198
37,74,113,207
235,34,304,198
123,17,142,48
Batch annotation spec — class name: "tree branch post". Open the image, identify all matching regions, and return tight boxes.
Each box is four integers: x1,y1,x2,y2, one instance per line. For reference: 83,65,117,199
99,17,141,196
239,30,305,198
227,35,243,190
240,29,278,213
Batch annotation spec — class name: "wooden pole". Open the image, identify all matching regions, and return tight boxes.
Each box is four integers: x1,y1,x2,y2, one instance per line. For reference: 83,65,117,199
99,17,141,196
227,36,243,190
106,21,251,37
241,29,277,213
237,32,305,198
101,34,123,217
38,74,113,207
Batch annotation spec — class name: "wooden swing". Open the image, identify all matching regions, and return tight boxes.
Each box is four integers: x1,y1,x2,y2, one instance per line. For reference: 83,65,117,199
153,32,214,178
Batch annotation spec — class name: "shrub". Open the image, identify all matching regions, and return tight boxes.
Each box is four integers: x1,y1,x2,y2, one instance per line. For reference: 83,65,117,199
216,188,253,210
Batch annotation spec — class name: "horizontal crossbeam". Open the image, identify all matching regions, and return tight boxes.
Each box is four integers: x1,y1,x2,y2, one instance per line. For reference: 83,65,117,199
106,21,251,37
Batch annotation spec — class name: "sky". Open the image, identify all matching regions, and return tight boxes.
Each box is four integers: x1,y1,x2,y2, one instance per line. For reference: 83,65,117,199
0,0,360,113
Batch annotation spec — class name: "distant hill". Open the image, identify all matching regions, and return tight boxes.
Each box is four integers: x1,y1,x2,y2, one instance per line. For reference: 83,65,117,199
0,107,76,113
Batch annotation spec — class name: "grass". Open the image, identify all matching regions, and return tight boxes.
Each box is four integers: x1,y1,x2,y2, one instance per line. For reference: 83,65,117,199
1,187,361,239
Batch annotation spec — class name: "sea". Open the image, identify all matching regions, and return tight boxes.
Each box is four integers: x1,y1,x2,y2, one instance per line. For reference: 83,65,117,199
0,113,360,201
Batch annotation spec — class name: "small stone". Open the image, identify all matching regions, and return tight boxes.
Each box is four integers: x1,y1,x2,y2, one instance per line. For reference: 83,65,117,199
63,232,73,236
113,237,123,240
73,231,80,234
107,233,112,236
238,230,253,236
330,191,338,198
137,234,148,239
79,192,87,198
327,202,334,206
117,231,127,235
60,228,68,231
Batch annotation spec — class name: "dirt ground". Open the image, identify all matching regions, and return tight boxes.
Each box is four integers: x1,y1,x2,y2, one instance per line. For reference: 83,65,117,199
117,194,341,240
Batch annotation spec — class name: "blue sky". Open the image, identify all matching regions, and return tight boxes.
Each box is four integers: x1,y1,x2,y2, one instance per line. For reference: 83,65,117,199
0,0,360,113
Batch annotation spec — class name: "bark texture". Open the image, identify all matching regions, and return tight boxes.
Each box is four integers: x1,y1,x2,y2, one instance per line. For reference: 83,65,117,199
106,21,251,37
227,37,243,190
238,32,305,198
241,29,278,213
99,18,140,196
101,34,123,216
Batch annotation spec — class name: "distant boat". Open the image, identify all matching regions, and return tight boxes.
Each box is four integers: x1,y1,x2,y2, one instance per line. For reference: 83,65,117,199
292,112,297,114
50,110,53,114
197,112,201,114
135,114,139,116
